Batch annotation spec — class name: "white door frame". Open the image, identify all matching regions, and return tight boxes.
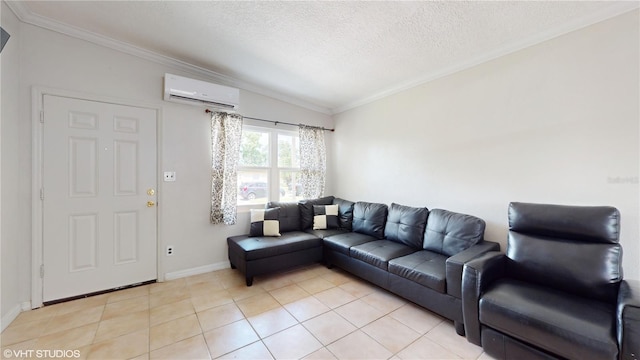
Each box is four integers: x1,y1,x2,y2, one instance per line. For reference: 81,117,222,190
31,86,165,309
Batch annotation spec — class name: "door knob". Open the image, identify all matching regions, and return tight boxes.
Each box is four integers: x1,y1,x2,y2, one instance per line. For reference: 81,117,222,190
147,201,155,207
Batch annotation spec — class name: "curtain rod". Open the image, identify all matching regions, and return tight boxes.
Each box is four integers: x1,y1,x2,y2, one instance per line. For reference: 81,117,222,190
205,109,334,132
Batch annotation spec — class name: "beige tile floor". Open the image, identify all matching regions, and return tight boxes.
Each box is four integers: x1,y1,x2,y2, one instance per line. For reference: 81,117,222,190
1,264,496,360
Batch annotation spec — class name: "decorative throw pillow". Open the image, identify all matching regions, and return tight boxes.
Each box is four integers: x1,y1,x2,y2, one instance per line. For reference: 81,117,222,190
313,204,339,230
250,208,281,237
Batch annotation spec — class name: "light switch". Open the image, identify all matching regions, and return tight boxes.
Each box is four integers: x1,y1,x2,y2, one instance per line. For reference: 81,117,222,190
164,171,176,182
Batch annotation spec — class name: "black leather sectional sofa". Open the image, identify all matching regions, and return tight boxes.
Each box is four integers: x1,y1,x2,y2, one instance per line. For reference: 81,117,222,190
227,196,499,336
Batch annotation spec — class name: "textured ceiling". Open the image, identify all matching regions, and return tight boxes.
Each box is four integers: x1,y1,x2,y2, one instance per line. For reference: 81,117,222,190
12,1,639,113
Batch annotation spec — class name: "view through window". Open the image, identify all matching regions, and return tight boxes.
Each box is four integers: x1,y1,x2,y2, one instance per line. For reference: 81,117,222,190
237,126,302,205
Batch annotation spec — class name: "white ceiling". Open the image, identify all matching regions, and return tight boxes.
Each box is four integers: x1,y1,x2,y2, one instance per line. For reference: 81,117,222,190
8,1,639,114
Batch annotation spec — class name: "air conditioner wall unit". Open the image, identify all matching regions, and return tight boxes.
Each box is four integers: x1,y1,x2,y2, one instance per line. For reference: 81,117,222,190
164,73,239,110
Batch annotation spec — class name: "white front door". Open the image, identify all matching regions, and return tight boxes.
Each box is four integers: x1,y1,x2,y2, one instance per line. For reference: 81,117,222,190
42,95,157,302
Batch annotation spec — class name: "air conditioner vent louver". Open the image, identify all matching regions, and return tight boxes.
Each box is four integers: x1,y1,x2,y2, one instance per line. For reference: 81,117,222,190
163,73,239,110
167,94,237,109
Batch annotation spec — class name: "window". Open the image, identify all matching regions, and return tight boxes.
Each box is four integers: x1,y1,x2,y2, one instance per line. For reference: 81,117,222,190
237,126,303,206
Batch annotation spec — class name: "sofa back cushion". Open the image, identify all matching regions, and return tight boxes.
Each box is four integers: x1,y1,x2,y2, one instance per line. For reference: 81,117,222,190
266,201,301,233
384,203,429,249
299,196,335,230
333,198,355,230
507,202,622,303
352,202,388,239
423,209,485,256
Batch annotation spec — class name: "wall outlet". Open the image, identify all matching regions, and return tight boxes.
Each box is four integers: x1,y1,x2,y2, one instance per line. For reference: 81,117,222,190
166,246,174,256
163,171,176,182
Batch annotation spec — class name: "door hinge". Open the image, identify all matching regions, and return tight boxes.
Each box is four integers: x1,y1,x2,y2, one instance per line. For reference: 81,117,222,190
40,188,44,200
40,111,44,123
40,264,44,278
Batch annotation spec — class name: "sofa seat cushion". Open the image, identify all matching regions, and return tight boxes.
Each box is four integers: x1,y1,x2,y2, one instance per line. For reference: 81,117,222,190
350,240,416,271
305,228,349,240
480,278,618,360
323,232,377,255
388,251,448,293
228,231,322,261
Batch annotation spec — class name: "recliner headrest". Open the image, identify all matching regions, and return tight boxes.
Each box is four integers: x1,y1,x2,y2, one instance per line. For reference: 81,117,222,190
508,202,620,244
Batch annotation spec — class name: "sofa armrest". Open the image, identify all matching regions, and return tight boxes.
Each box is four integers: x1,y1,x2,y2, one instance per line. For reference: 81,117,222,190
462,251,506,346
445,241,500,299
617,279,640,360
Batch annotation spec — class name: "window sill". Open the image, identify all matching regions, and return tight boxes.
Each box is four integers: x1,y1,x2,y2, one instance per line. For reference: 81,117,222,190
236,204,267,213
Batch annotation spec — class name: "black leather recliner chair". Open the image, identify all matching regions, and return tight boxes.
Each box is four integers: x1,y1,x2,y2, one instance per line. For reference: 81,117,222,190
462,202,640,360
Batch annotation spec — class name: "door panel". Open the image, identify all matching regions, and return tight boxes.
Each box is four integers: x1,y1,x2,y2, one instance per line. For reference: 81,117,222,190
69,137,98,197
69,213,98,272
43,95,157,302
114,140,138,196
114,211,138,264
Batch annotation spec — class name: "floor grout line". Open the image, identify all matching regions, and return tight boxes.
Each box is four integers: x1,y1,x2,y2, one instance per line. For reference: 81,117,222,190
2,265,487,360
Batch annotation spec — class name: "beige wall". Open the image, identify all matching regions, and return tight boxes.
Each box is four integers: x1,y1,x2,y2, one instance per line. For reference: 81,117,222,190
1,1,23,325
331,11,640,280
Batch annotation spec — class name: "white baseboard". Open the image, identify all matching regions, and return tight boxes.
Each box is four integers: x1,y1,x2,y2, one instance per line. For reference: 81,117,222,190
1,303,22,332
21,302,32,311
1,301,40,331
3,263,229,330
164,261,230,281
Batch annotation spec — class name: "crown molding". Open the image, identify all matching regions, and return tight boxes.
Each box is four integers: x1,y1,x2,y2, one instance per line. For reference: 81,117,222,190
6,1,637,116
333,2,640,114
4,1,333,115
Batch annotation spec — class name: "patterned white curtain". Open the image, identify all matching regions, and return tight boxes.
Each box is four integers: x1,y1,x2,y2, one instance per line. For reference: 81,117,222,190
210,112,243,225
299,125,326,199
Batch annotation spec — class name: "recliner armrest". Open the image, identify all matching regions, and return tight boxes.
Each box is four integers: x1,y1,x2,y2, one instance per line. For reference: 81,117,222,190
445,241,501,298
617,279,640,360
462,251,506,346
